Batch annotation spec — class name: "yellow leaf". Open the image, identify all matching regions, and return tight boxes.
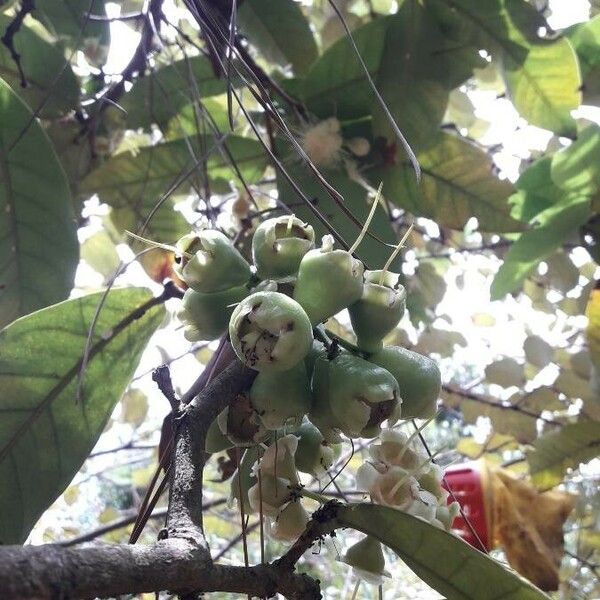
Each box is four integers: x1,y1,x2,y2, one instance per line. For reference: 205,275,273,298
120,388,148,427
63,486,79,506
456,438,483,458
99,507,119,524
488,466,576,592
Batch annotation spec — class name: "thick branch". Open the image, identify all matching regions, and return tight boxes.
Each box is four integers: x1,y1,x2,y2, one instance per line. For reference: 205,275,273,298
166,359,256,545
0,539,320,600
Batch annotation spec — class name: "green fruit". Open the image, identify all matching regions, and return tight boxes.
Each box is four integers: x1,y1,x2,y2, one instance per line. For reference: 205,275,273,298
292,420,335,475
311,352,400,439
252,216,315,280
174,230,251,292
370,346,441,419
229,291,313,372
349,270,406,353
250,363,312,430
342,535,390,584
293,235,364,325
304,340,327,378
179,284,249,341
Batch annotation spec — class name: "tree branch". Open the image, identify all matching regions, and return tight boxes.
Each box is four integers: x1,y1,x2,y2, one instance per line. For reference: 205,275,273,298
0,540,320,600
442,383,562,426
0,0,35,88
166,359,256,546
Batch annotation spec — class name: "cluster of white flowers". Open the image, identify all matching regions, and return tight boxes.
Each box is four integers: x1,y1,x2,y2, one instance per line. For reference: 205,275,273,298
247,435,310,541
356,429,460,531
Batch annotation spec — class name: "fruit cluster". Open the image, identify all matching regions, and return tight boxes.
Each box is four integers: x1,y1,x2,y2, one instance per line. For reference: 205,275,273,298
175,215,448,549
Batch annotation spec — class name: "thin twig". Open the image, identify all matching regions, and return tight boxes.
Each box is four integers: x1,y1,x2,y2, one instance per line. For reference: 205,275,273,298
1,0,35,87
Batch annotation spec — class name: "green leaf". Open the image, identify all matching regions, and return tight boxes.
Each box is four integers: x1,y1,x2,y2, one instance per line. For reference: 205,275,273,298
0,17,79,117
551,125,600,196
0,77,78,329
369,132,520,232
166,99,231,140
566,15,600,104
81,230,121,280
120,56,228,129
81,135,267,241
485,357,525,387
303,18,389,119
336,503,550,600
523,335,553,368
32,0,110,62
370,5,450,150
527,421,600,490
509,157,564,223
502,36,581,137
276,163,399,271
499,0,580,136
490,196,591,299
439,0,580,136
0,288,165,543
237,0,318,76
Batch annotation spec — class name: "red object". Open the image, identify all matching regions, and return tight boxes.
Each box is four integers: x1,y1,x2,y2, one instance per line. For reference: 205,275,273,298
442,461,492,552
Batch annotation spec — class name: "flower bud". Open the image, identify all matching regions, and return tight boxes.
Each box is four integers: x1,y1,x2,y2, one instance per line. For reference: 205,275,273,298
417,464,446,502
370,346,441,419
250,363,312,430
269,500,309,541
258,435,300,485
346,137,371,157
342,535,390,585
349,270,406,353
356,463,418,508
311,352,400,439
248,474,293,516
252,216,315,280
369,429,426,473
229,291,313,372
293,235,364,325
174,230,251,293
293,419,335,476
179,285,249,342
433,501,460,531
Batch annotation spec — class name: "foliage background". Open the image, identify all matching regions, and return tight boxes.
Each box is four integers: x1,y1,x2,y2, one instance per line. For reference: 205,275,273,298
0,0,599,598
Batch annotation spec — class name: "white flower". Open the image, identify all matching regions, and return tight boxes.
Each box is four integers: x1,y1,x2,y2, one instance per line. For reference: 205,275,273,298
369,429,428,473
301,118,343,168
357,431,459,531
269,500,309,541
341,535,391,585
247,474,292,516
258,434,300,484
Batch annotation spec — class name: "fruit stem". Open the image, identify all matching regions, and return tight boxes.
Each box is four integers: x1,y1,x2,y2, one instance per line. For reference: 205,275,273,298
286,213,295,235
348,182,383,255
378,223,413,286
298,487,330,504
324,329,367,357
